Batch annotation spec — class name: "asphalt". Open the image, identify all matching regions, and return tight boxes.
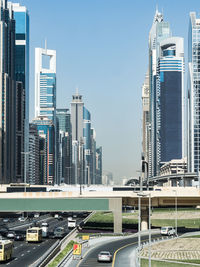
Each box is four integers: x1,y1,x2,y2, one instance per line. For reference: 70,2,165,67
66,232,161,267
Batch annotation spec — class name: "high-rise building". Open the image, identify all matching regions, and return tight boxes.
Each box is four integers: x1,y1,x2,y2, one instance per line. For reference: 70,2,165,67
13,3,29,183
29,124,39,184
0,1,16,183
56,108,72,184
148,10,184,177
90,128,96,184
35,47,56,124
96,146,102,184
71,91,84,184
142,71,150,163
188,12,200,173
32,117,55,185
83,107,91,184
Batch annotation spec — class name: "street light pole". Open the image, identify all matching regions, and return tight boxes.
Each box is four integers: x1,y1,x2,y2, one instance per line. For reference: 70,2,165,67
137,192,151,267
138,194,141,267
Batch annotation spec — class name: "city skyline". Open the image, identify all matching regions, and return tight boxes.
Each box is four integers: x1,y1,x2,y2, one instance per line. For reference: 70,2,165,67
12,0,200,181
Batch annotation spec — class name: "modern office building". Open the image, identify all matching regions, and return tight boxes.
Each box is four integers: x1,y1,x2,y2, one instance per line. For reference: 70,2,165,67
29,124,40,184
32,117,55,185
188,12,200,173
13,3,29,183
70,91,84,184
148,9,184,177
142,71,150,163
0,1,16,183
83,107,91,184
90,128,96,184
35,47,56,124
96,146,102,184
56,108,72,184
158,37,184,165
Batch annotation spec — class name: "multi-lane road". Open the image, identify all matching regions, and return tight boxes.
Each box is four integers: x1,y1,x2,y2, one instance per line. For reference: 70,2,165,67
77,233,162,267
0,213,85,267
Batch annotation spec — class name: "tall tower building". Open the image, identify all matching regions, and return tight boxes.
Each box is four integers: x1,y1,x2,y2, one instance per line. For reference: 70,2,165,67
29,124,39,184
188,13,200,173
70,91,84,184
35,47,56,124
56,108,72,184
13,3,29,183
83,107,91,184
32,117,55,185
0,1,16,183
148,10,184,176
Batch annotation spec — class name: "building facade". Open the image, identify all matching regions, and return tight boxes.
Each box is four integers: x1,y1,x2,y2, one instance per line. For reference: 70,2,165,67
29,123,39,184
148,10,184,177
56,108,72,184
188,12,200,173
13,3,29,183
32,117,55,185
0,1,16,183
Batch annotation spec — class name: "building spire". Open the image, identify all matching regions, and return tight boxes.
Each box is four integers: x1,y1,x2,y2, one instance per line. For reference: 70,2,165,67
76,87,79,95
45,39,47,51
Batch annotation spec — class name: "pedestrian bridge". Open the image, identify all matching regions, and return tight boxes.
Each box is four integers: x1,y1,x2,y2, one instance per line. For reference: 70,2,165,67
1,187,200,233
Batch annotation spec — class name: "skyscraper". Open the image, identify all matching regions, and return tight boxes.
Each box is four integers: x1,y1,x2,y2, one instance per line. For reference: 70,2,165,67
32,117,55,185
56,108,72,184
29,123,39,184
70,91,84,184
142,71,149,163
83,107,91,184
13,3,29,183
148,10,184,177
35,47,56,124
188,12,200,173
0,1,16,183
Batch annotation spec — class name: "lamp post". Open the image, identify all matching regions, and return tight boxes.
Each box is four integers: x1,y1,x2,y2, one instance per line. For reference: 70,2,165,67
173,189,178,236
137,192,151,267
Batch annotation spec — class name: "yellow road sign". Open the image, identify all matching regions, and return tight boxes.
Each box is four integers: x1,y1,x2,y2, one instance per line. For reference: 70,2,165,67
82,235,90,240
73,243,82,255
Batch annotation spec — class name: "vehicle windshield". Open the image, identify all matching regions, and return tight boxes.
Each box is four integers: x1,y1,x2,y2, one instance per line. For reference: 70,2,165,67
28,230,37,233
100,252,110,255
161,227,167,230
0,245,2,249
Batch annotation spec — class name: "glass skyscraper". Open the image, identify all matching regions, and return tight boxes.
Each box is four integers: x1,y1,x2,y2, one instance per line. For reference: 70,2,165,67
35,47,56,124
13,3,29,183
188,12,200,173
148,10,184,177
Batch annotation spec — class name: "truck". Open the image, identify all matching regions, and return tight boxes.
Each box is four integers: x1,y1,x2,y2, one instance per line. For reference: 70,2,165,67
68,219,76,229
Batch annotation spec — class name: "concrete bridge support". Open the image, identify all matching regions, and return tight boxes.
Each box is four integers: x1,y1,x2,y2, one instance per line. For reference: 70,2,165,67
141,207,149,231
109,198,122,233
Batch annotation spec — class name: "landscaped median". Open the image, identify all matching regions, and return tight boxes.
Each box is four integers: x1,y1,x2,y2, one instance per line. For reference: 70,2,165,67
47,240,75,267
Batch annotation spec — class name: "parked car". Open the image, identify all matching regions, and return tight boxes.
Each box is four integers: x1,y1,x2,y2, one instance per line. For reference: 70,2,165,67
53,227,65,238
18,217,27,222
161,226,176,236
97,251,112,263
14,234,24,241
7,231,15,239
2,218,9,223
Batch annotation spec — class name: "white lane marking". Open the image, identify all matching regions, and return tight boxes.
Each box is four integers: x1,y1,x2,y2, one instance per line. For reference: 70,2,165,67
33,247,36,249
6,263,10,265
20,244,23,246
27,250,30,253
21,254,24,256
14,258,18,260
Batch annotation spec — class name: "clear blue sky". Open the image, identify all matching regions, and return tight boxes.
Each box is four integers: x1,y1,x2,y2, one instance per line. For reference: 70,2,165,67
13,0,200,182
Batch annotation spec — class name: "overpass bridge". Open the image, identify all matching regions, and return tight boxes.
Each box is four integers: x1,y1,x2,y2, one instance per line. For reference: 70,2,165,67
1,187,200,233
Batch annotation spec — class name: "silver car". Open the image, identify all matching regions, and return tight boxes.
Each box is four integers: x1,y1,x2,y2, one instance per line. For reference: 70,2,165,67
97,251,112,262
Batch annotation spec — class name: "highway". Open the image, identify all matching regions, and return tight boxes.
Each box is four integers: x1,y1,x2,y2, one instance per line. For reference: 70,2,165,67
77,233,162,267
0,213,85,267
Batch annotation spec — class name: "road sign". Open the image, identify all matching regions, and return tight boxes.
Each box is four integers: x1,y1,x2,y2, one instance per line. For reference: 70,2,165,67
82,235,90,241
73,243,82,255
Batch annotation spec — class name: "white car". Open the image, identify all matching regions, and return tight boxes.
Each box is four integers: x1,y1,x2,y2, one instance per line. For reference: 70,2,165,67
161,226,176,236
7,231,15,239
97,251,112,263
18,217,27,222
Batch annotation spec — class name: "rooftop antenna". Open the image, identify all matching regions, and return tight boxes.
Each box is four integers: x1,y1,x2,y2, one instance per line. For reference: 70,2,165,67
45,39,47,52
156,4,158,13
76,87,79,95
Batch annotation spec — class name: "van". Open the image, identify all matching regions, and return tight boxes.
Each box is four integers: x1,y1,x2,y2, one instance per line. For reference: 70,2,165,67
161,226,176,236
53,227,65,238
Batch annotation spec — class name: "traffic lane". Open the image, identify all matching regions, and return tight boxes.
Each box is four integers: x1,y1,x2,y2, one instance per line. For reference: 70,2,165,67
78,233,161,267
114,242,138,267
0,238,55,267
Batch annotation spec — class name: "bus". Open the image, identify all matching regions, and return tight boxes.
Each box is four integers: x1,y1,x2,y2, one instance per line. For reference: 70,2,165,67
0,240,13,262
26,227,42,242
